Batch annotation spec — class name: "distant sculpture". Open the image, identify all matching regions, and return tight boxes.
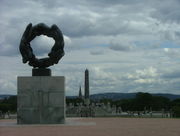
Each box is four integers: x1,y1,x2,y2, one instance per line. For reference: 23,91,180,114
79,85,82,99
19,23,64,68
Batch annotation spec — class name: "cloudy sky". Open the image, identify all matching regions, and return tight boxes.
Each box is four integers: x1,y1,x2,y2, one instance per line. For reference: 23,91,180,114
1,0,180,96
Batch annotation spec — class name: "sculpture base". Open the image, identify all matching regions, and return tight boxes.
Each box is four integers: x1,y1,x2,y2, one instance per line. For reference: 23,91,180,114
17,76,65,124
32,68,51,76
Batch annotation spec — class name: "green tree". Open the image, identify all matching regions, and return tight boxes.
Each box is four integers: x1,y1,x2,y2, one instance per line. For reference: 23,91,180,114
152,96,170,111
0,96,17,112
172,106,180,117
135,92,153,111
171,99,180,107
100,98,112,105
66,97,84,106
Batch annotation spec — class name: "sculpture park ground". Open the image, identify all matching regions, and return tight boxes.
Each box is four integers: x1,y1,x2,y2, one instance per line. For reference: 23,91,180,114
0,117,180,136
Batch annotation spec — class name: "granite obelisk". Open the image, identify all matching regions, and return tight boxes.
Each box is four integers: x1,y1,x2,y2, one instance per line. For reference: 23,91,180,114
84,69,90,105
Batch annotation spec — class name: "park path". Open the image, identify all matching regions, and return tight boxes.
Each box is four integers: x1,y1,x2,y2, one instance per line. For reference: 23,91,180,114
0,118,180,136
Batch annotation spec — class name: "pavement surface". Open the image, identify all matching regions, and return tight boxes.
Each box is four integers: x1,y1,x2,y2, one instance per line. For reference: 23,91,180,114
0,118,180,136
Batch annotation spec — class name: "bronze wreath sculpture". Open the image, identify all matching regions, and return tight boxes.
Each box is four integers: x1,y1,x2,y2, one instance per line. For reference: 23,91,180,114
19,23,65,68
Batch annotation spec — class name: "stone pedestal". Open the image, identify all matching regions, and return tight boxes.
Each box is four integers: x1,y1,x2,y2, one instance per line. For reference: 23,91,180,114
17,76,65,124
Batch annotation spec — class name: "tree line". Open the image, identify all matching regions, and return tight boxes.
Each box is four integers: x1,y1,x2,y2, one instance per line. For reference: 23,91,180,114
1,92,180,117
0,96,17,114
67,92,180,117
100,93,180,117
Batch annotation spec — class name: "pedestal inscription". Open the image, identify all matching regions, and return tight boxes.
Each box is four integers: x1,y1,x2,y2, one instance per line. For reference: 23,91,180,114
17,76,65,124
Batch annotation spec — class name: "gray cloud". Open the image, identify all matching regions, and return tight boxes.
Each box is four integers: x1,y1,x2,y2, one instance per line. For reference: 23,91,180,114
150,0,180,23
161,69,180,79
1,0,180,95
1,0,179,56
90,49,105,55
109,42,134,51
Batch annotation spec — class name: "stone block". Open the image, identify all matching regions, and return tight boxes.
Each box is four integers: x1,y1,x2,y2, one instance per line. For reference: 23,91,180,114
17,76,65,124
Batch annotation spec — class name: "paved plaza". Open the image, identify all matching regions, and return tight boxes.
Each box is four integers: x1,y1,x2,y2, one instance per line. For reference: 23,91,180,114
0,118,180,136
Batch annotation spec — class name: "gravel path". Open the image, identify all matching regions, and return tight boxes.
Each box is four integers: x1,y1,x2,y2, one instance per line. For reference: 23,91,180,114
0,118,180,136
